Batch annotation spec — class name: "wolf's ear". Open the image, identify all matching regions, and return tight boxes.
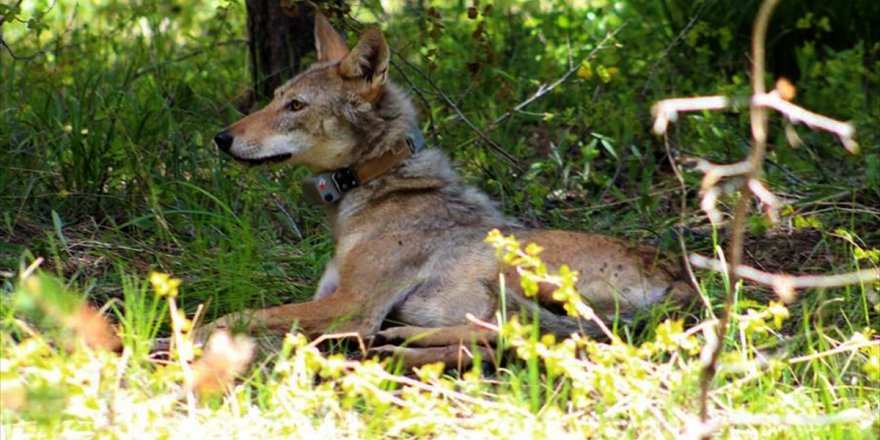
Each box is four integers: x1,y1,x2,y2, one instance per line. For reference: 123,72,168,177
339,27,389,102
315,12,348,62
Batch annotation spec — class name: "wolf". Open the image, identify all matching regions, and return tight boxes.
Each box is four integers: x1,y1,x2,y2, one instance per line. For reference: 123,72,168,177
204,13,694,368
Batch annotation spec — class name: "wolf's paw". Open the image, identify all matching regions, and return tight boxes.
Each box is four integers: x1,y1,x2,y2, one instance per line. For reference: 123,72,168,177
367,329,398,347
366,344,413,360
370,326,434,347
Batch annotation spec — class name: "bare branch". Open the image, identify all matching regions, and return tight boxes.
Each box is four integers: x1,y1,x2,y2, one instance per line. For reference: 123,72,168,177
389,59,439,142
651,88,857,152
746,178,780,222
691,159,751,192
752,91,858,153
133,39,247,80
0,36,46,61
492,25,625,126
20,257,45,280
342,14,521,169
699,186,723,225
663,136,710,311
386,45,523,171
0,0,61,61
651,96,734,135
788,339,878,364
642,1,710,94
723,409,872,427
271,196,303,239
696,0,782,427
689,254,879,302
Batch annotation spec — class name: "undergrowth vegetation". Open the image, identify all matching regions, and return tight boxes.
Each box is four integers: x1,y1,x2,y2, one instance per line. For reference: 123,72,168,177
1,0,878,438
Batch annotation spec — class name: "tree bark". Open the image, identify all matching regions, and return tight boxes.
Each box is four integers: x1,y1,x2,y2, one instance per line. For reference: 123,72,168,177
246,1,335,103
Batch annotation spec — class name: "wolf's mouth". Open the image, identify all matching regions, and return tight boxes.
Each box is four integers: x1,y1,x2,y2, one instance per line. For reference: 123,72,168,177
234,154,293,165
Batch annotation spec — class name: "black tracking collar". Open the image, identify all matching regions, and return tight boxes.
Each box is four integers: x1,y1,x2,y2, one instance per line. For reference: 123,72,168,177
301,127,426,206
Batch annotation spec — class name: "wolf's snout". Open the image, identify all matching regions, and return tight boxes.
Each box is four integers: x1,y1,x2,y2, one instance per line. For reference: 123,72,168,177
214,131,234,153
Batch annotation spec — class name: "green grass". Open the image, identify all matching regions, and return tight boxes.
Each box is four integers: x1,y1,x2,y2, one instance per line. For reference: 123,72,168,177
1,0,878,438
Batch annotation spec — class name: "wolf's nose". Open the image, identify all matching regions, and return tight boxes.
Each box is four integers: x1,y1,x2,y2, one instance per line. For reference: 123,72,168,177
214,131,234,153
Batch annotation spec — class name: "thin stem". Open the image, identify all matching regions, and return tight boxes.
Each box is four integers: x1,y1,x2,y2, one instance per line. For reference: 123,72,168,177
698,0,782,425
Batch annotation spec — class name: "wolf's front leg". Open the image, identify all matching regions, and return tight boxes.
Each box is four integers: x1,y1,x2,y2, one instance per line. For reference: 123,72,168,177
192,290,382,343
314,258,339,299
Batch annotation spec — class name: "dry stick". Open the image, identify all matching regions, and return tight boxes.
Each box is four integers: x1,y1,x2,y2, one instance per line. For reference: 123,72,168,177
707,24,764,428
691,159,752,191
272,197,303,239
308,331,367,355
746,178,781,221
752,92,858,153
133,39,248,80
20,257,44,279
697,0,782,427
391,24,625,172
166,296,197,417
368,366,533,415
337,14,516,166
491,25,625,126
386,46,523,171
723,409,869,427
389,59,439,142
652,96,734,134
652,90,856,148
0,0,49,61
690,254,879,301
788,339,879,364
641,1,709,95
663,136,711,311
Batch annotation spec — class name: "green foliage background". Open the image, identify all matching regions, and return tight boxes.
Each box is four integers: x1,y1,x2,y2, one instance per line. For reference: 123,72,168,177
0,0,878,436
3,0,877,309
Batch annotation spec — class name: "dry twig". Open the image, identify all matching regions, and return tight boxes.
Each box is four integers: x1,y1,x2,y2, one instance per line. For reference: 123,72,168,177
649,0,867,431
492,26,625,126
384,44,523,170
690,254,879,302
652,88,857,150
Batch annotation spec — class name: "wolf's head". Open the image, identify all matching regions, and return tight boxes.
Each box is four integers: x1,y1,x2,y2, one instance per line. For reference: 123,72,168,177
214,14,415,171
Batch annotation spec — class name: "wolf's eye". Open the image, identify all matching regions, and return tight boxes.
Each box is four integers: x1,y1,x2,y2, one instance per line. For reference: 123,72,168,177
286,99,307,112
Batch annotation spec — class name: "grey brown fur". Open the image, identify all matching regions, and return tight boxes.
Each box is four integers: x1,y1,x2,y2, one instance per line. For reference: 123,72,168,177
203,14,693,368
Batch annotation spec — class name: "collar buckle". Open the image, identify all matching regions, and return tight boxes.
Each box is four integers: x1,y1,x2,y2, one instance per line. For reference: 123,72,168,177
302,127,425,206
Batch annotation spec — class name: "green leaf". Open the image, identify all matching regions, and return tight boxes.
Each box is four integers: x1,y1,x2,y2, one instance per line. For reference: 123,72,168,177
747,214,771,235
796,13,813,29
866,154,879,191
555,14,571,29
596,65,611,83
51,210,69,250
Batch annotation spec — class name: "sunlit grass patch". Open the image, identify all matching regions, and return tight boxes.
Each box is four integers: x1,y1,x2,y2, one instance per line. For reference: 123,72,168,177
1,0,878,438
3,230,878,438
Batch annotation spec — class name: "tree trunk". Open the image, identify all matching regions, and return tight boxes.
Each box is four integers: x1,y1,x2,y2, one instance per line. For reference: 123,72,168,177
245,1,329,103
